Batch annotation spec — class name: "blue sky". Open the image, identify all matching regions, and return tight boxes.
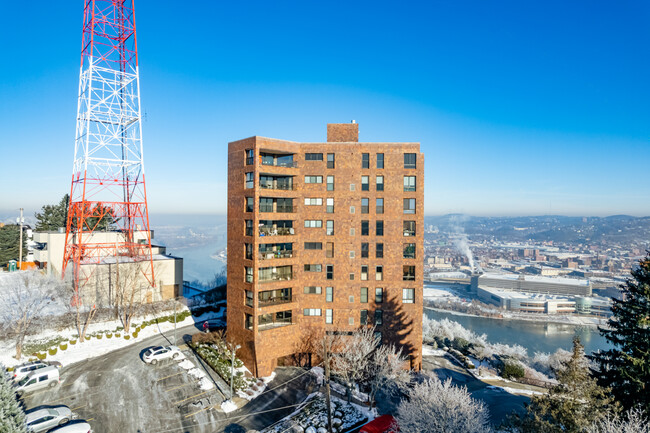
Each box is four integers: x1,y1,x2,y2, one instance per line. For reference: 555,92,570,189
1,0,648,217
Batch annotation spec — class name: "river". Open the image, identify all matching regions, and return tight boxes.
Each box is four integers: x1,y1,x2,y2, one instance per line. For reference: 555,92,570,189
424,308,611,356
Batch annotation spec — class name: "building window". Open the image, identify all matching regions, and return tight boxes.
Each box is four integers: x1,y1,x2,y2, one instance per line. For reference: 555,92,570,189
350,183,356,191
245,172,254,189
304,242,322,250
258,265,292,282
305,153,323,161
361,243,369,258
349,317,355,326
258,310,292,328
403,198,416,214
326,220,334,236
376,243,383,258
327,153,335,169
403,265,416,281
349,250,355,259
361,287,368,303
349,273,355,280
245,243,253,260
349,295,355,303
259,197,273,212
404,153,416,169
376,175,384,191
304,264,322,272
376,198,384,214
326,287,333,303
361,220,369,236
374,309,383,325
245,290,254,307
375,287,383,303
404,176,416,191
326,198,334,213
350,206,355,214
245,220,253,236
305,175,323,184
360,310,368,325
326,309,333,324
304,286,322,294
361,176,369,191
361,198,369,214
404,221,416,236
304,308,322,316
245,149,255,166
377,153,384,169
326,265,333,280
362,153,369,169
403,243,416,259
350,228,355,236
361,265,368,281
402,288,415,304
304,198,323,206
327,175,334,191
326,242,334,258
304,220,322,228
376,266,383,281
245,313,253,330
376,220,384,236
246,197,254,212
259,288,292,306
245,267,253,283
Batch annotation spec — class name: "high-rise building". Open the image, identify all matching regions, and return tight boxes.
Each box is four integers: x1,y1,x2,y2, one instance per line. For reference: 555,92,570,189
227,123,424,377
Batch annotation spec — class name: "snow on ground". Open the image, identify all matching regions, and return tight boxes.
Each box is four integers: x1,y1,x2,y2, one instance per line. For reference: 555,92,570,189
423,284,463,301
179,360,195,370
422,345,447,357
188,368,206,379
221,399,238,413
261,371,276,384
0,307,225,368
198,376,215,391
487,385,544,396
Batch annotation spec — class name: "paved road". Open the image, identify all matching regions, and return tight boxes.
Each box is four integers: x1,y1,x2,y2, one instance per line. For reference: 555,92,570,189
22,325,315,433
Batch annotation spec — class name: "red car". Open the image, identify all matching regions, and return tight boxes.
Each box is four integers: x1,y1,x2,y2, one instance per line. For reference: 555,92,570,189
360,415,399,433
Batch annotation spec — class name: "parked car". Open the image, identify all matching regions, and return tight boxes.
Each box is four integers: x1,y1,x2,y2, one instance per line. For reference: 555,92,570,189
360,415,399,433
11,361,62,383
15,366,60,396
142,346,182,365
25,406,74,432
48,422,92,433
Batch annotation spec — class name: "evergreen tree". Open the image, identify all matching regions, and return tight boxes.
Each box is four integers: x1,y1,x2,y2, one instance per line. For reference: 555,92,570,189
34,194,69,231
507,337,616,433
0,225,27,267
0,365,26,432
592,252,650,412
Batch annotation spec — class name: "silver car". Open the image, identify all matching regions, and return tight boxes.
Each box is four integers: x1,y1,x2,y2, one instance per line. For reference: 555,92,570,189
26,406,74,432
142,346,182,365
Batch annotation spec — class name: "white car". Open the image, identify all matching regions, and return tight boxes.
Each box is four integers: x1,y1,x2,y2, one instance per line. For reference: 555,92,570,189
11,361,61,383
142,346,182,365
26,406,74,432
48,422,92,433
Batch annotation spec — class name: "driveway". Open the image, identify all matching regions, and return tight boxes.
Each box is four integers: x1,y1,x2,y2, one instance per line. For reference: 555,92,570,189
22,324,314,433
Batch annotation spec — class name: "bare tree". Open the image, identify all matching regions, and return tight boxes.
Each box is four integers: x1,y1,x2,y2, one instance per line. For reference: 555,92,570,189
396,376,493,433
587,408,650,433
367,344,411,408
0,271,62,358
113,259,152,334
331,326,380,402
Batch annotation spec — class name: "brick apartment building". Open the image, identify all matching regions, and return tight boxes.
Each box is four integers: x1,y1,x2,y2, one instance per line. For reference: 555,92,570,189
227,123,424,377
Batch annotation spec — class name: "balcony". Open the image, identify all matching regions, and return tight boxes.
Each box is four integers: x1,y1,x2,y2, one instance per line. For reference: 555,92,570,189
258,265,292,283
260,153,296,168
258,311,293,330
259,220,294,237
259,288,293,307
260,175,294,191
259,250,293,260
260,197,294,213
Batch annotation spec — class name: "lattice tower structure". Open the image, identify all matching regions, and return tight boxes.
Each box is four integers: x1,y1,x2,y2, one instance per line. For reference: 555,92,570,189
63,0,155,292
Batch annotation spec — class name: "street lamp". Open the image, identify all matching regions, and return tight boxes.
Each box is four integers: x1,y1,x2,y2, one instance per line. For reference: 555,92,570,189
17,208,24,269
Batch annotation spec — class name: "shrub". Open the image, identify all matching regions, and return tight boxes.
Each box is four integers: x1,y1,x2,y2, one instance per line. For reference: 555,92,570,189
116,333,121,338
501,360,525,379
36,353,47,360
60,344,68,351
96,334,103,340
106,333,113,339
48,348,58,356
453,338,470,354
132,332,138,338
135,327,141,333
70,340,77,345
124,335,130,340
6,367,14,372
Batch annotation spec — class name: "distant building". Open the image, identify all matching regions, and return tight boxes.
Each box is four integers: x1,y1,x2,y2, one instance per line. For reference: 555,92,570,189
32,230,182,301
477,286,575,314
471,272,592,297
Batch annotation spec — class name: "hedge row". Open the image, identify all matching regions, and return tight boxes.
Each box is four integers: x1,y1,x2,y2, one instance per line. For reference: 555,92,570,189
190,343,253,392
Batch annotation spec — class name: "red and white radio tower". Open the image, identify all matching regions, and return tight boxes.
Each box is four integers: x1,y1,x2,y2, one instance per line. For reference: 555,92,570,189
63,0,155,292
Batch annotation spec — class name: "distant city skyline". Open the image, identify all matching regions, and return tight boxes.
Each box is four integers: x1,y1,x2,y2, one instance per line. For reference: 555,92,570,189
1,1,648,217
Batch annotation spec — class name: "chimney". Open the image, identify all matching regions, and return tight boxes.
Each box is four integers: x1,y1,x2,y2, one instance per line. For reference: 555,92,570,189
327,122,359,142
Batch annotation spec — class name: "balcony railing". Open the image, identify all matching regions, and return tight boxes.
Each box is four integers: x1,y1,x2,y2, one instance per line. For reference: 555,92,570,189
403,229,416,237
259,272,293,283
261,159,297,168
259,251,293,260
258,318,292,330
259,296,293,307
260,181,294,190
259,227,294,236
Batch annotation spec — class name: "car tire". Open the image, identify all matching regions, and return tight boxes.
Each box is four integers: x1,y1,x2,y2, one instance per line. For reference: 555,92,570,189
49,381,57,388
151,359,158,365
60,418,70,425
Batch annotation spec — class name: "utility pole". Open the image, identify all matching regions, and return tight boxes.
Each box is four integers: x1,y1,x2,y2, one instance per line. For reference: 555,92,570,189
17,208,24,269
173,299,177,345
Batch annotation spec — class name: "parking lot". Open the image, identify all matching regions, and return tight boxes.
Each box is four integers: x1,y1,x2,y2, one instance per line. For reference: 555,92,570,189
20,324,314,433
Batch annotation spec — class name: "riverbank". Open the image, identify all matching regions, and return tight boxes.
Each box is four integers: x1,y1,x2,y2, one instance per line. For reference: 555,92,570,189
424,305,606,328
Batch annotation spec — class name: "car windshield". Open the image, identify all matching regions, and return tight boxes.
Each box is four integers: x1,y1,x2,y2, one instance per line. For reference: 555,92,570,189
18,376,30,386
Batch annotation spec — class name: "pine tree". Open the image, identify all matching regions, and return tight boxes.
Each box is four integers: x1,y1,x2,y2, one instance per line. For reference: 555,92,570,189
592,252,650,412
34,194,69,231
0,225,27,267
507,337,616,433
0,365,26,432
